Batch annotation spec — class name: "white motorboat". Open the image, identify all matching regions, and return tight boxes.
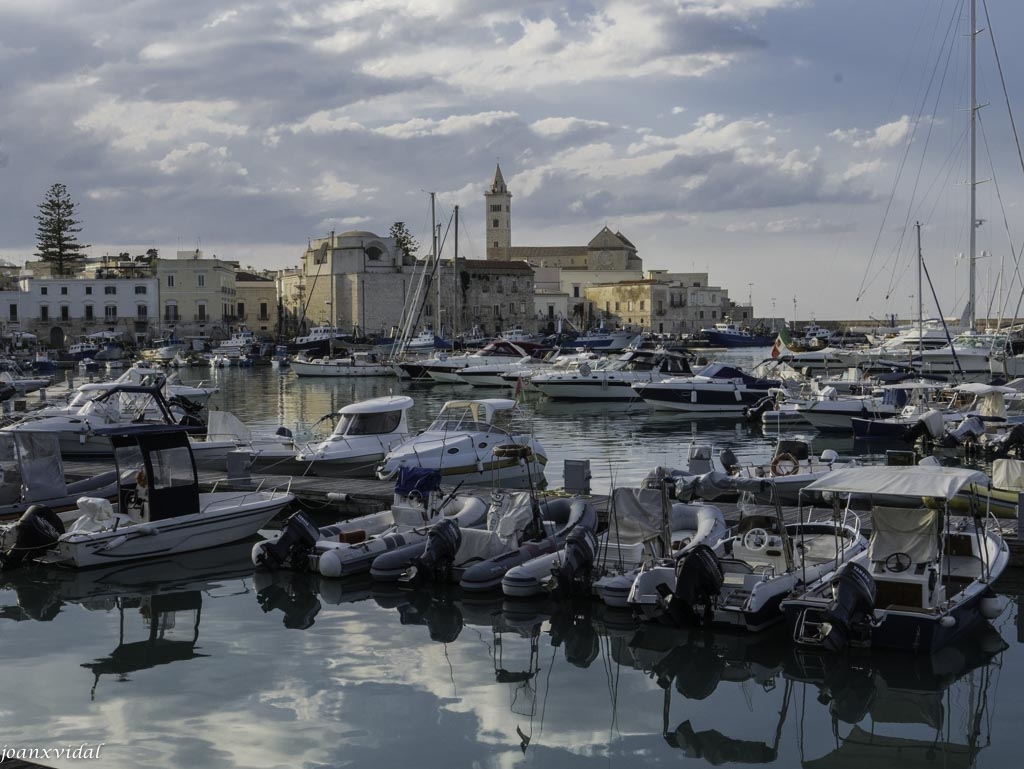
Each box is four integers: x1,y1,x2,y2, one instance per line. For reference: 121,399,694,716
417,340,540,384
530,347,691,400
252,468,489,578
376,398,547,488
0,426,294,569
782,465,1009,653
139,339,187,363
294,395,414,477
290,351,394,377
628,497,868,632
213,328,259,360
631,361,787,413
0,431,119,525
574,325,639,351
2,382,206,458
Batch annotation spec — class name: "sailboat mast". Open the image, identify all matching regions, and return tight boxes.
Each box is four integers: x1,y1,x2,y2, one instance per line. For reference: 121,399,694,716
454,204,460,340
916,222,923,358
969,0,978,331
430,192,438,336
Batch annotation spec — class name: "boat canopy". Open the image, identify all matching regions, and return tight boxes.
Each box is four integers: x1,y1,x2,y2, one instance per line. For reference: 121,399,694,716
802,465,989,500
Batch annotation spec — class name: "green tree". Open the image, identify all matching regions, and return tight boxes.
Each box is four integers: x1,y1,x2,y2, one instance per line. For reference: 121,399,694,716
389,221,419,260
34,183,89,276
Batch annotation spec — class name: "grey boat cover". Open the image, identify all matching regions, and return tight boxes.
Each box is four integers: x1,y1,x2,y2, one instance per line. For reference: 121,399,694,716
868,506,938,565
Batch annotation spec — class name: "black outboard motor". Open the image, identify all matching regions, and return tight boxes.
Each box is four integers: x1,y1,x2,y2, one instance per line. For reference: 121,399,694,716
406,518,462,583
991,423,1024,459
743,396,774,424
940,415,985,449
550,526,598,598
0,505,65,570
660,545,724,627
818,561,876,653
254,511,321,570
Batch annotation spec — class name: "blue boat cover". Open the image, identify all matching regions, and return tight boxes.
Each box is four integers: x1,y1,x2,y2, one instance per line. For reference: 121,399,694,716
394,467,442,496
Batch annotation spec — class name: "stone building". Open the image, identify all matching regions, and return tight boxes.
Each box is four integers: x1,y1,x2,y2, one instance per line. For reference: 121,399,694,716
153,250,239,342
234,270,278,336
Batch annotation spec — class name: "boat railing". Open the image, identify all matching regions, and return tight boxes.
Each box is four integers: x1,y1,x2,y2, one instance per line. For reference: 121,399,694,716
208,475,293,501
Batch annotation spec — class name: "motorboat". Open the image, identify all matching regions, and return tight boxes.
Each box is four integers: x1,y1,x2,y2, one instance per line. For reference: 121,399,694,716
1,383,206,458
367,488,592,590
416,340,541,384
0,426,294,569
251,468,489,578
290,351,394,377
376,398,547,488
0,431,119,523
629,493,868,632
287,325,351,357
699,322,775,348
786,383,905,432
631,361,786,413
294,395,414,477
213,328,259,360
573,325,639,352
782,464,1008,653
530,347,692,401
139,338,187,363
501,484,727,605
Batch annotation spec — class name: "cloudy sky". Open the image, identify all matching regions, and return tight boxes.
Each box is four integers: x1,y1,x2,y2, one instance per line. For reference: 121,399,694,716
3,0,1024,323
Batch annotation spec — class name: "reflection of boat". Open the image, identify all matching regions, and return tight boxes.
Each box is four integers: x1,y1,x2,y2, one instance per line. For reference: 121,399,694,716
790,622,1007,769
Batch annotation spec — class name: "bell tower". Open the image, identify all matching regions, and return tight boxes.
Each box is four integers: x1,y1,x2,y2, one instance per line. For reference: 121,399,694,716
484,163,511,260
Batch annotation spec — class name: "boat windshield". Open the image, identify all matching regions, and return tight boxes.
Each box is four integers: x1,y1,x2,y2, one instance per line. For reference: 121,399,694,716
333,410,403,437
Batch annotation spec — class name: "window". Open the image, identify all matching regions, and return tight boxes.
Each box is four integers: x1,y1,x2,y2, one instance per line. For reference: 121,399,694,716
40,287,47,296
573,286,580,298
424,304,433,317
105,305,117,321
167,275,175,288
259,302,269,320
60,286,68,295
197,304,207,321
60,305,69,322
137,304,148,320
85,305,94,321
712,310,717,319
699,310,705,319
197,274,205,287
640,300,645,311
40,306,49,321
490,204,501,212
105,286,116,295
492,219,499,228
615,302,620,311
165,304,179,322
8,305,17,322
85,286,92,295
509,302,515,315
237,302,245,318
135,285,147,295
493,241,498,248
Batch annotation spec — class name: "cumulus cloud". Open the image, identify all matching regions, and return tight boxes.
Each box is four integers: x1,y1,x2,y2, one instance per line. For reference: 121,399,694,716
830,116,912,151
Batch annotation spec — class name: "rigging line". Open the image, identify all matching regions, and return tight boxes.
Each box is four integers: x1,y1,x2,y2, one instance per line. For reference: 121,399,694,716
976,113,1022,324
981,1,1024,324
534,644,558,747
881,7,962,303
857,3,961,302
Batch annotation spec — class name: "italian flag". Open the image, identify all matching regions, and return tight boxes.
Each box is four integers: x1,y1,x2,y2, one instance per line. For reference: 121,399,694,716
770,326,793,358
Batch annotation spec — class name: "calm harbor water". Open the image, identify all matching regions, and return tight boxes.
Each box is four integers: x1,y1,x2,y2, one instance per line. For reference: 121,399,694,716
1,356,1022,769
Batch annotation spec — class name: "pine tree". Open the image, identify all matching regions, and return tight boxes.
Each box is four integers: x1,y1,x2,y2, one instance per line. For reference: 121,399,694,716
389,221,419,259
34,183,89,276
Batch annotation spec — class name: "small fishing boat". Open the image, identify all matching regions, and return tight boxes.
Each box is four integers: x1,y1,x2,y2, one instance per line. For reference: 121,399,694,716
782,464,1008,653
290,351,394,377
0,426,294,569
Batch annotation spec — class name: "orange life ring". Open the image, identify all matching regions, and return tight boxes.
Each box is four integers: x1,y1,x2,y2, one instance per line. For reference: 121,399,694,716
770,453,800,477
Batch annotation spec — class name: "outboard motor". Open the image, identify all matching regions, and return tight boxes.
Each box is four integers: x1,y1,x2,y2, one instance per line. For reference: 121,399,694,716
550,527,599,598
940,415,985,449
406,518,462,583
0,505,65,570
818,561,876,653
660,545,724,627
903,408,946,445
743,396,775,424
253,511,320,570
991,423,1024,459
718,449,739,475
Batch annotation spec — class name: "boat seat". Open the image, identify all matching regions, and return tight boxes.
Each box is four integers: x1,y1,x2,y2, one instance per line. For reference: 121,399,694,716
336,530,366,544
